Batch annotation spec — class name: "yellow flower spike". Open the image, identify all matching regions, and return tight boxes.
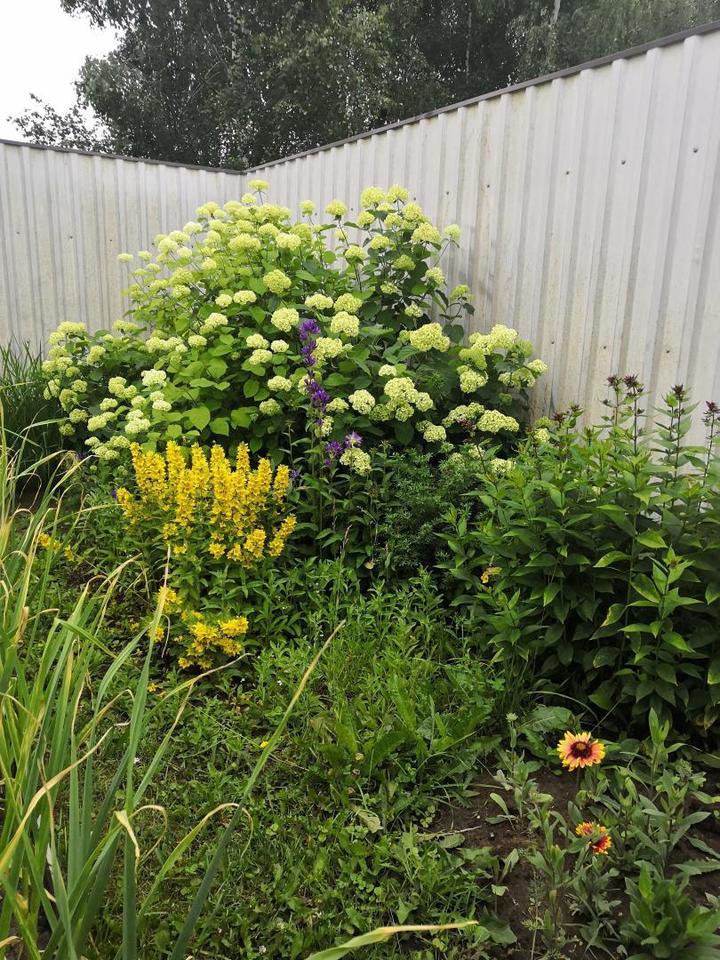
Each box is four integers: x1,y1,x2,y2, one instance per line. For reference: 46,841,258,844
158,586,180,612
115,487,134,517
243,528,266,561
166,441,186,490
268,515,297,557
190,444,210,487
130,444,167,504
220,616,249,637
226,543,243,562
235,443,250,477
119,441,297,669
273,464,290,501
256,458,272,497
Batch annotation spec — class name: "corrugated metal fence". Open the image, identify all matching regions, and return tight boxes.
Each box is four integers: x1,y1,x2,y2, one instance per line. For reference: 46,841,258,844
1,23,719,422
0,142,243,346
247,23,720,422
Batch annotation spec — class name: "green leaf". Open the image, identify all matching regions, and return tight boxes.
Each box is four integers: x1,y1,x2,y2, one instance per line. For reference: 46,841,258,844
209,417,230,436
595,551,629,568
304,923,478,960
543,582,561,606
394,421,414,445
632,574,661,603
636,530,667,549
664,632,694,653
593,647,619,668
324,373,348,387
189,377,218,389
207,358,227,379
601,603,625,626
185,406,211,430
708,658,720,684
230,407,255,428
596,504,636,536
706,583,720,605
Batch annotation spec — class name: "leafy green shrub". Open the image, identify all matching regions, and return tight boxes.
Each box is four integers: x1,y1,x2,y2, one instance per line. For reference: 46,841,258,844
368,447,493,576
622,864,720,958
440,379,720,733
41,182,545,472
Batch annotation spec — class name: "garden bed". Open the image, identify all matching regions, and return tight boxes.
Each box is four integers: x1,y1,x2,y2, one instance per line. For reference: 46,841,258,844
2,183,720,959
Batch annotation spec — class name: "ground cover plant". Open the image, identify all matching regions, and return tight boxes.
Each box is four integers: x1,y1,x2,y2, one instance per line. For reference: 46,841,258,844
4,185,720,959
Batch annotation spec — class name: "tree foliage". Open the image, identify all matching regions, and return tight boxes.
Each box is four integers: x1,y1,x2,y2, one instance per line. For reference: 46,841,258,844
11,0,720,167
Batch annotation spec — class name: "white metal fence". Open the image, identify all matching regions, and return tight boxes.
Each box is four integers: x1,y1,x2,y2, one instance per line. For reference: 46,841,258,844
1,23,719,425
247,23,720,423
0,142,244,347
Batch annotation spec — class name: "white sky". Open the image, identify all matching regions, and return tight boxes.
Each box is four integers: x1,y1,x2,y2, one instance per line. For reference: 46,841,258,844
0,0,117,139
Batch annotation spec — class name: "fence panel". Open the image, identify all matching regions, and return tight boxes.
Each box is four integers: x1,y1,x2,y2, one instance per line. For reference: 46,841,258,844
0,141,244,346
246,25,720,423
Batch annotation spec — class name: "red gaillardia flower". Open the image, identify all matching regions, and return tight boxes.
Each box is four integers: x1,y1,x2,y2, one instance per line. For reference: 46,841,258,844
557,731,605,771
576,821,612,855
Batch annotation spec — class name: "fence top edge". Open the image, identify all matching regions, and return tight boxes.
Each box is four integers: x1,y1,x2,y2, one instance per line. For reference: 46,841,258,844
0,138,245,175
246,17,720,173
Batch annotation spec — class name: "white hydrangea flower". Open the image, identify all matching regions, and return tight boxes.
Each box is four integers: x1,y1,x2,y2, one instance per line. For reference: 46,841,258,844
249,349,273,366
340,447,371,475
329,311,360,337
314,337,345,363
348,389,376,414
267,375,293,392
305,293,334,311
404,322,450,352
478,410,520,433
141,369,167,388
271,307,300,332
233,290,257,305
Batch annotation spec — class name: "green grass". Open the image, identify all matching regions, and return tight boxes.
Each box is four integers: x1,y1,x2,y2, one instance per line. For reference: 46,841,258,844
0,340,61,480
7,413,720,959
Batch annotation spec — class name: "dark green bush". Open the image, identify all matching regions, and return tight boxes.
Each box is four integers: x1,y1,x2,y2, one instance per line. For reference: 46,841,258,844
440,379,720,734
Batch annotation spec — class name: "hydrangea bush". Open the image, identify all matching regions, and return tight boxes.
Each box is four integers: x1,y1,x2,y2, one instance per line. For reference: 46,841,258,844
43,182,547,472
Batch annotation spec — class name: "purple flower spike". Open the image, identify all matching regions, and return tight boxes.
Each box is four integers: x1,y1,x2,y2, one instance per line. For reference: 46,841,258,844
305,377,330,412
301,341,317,367
325,440,344,459
299,318,321,341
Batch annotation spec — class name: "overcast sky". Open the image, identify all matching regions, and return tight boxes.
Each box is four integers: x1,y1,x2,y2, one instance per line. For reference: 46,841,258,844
0,0,117,140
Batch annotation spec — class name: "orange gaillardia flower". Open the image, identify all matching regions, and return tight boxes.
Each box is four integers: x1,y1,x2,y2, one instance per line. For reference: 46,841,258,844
576,821,612,855
557,731,605,771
